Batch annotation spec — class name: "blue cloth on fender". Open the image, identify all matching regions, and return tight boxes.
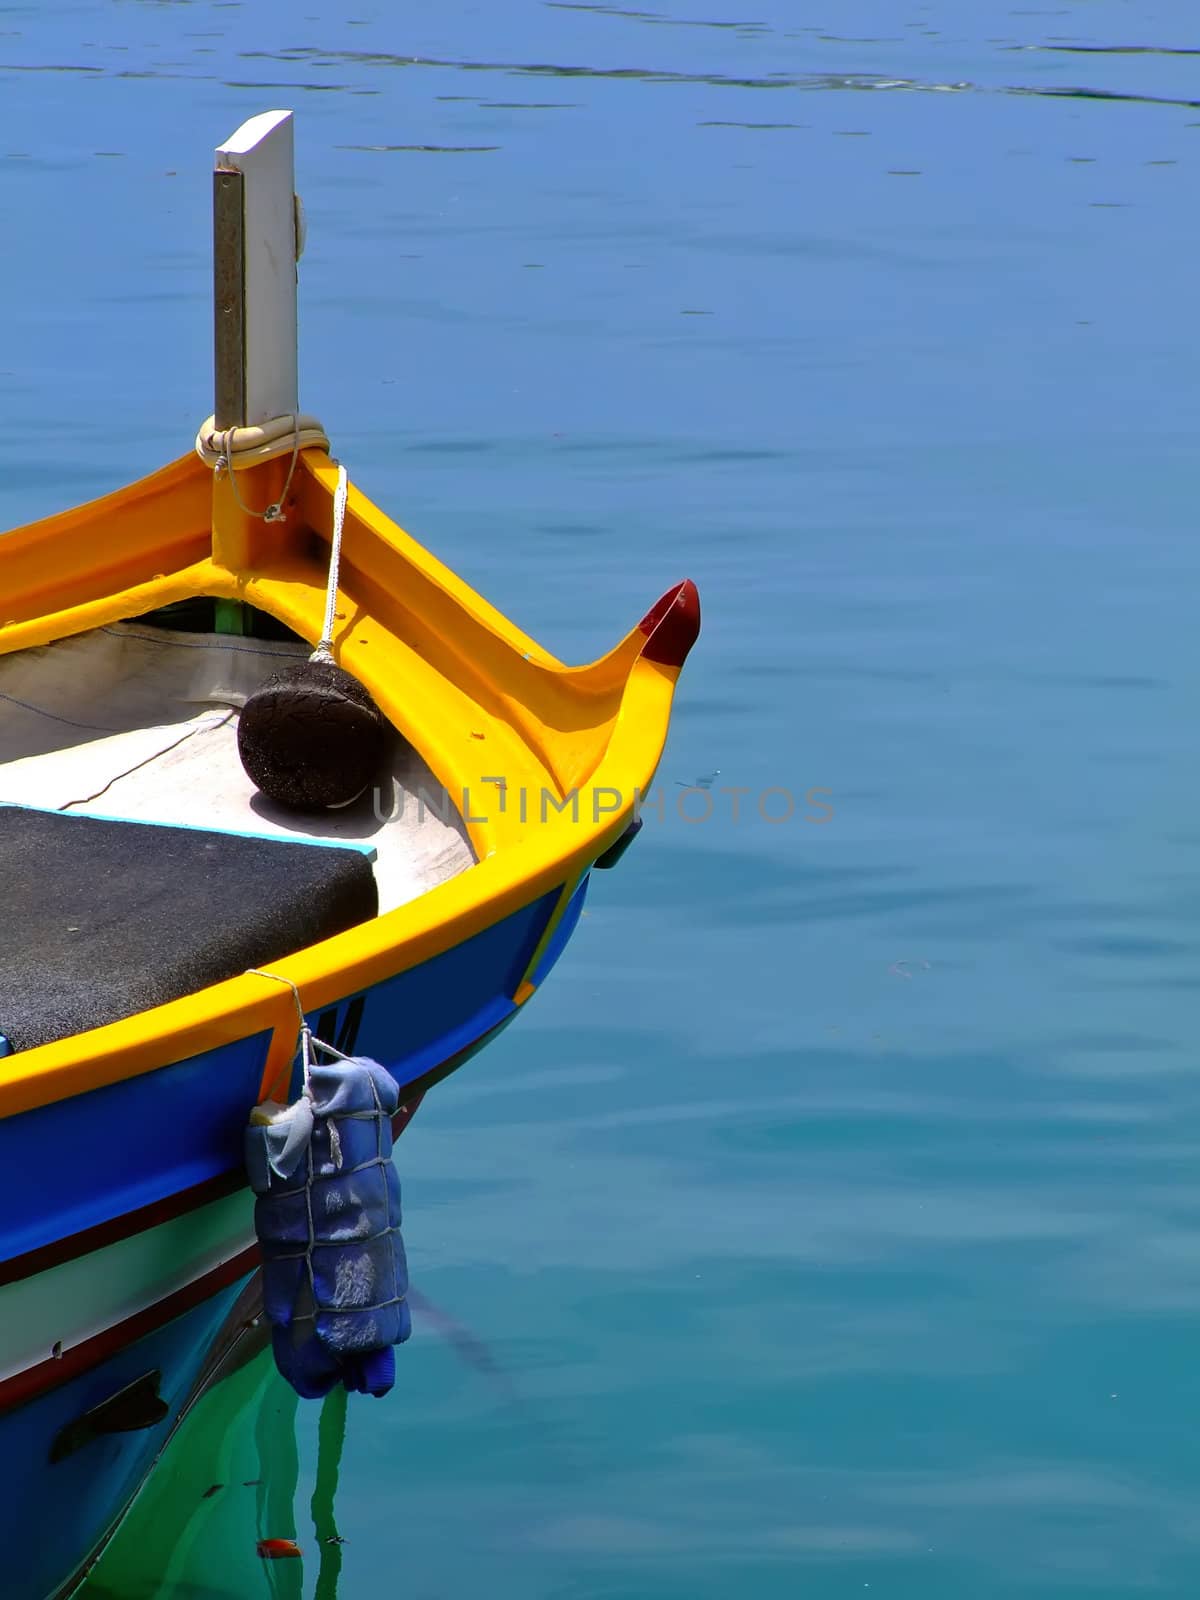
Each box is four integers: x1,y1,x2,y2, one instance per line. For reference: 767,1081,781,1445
246,1054,411,1399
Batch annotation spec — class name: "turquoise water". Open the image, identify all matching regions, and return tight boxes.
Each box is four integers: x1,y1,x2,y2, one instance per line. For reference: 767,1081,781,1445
6,0,1200,1594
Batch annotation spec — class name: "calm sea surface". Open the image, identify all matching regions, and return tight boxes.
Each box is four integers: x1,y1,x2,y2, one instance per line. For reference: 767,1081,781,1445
5,0,1200,1594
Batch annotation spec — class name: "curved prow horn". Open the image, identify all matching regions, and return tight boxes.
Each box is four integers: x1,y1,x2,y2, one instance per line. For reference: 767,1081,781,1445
637,579,701,670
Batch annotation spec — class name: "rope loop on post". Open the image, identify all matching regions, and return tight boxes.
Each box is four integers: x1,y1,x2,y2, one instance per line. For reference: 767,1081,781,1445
195,410,330,523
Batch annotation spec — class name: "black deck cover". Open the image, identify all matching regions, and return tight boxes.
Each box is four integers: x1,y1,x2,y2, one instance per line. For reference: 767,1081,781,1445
0,806,378,1053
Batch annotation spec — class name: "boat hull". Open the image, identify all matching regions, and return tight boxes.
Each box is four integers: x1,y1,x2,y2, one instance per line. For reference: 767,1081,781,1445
3,1273,252,1600
66,1291,282,1600
0,871,589,1599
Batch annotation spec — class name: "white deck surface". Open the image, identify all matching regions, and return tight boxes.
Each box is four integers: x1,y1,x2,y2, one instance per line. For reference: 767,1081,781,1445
0,623,475,913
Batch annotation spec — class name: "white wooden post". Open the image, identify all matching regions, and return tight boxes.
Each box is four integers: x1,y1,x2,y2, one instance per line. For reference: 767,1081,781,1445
213,109,299,430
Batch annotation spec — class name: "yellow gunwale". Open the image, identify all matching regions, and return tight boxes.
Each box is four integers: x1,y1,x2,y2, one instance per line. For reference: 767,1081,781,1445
0,451,690,1120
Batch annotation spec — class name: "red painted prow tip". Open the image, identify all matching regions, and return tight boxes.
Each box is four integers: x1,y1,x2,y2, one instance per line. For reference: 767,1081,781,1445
637,579,701,669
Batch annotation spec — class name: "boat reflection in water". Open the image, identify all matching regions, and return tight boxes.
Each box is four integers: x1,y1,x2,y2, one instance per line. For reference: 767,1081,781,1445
78,1287,346,1600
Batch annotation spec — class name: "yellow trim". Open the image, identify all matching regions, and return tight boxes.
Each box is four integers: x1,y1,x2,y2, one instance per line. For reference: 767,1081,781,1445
513,982,537,1007
0,452,689,1120
511,873,586,1001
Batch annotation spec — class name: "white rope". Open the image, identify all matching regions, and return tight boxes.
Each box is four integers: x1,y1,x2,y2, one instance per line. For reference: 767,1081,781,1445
246,966,361,1094
247,967,314,1092
197,410,349,660
246,966,306,1026
195,411,329,469
195,411,330,524
312,462,348,665
222,421,301,524
309,1033,358,1064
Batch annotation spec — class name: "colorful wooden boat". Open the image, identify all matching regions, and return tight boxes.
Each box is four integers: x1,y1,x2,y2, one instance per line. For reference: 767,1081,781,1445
0,111,698,1599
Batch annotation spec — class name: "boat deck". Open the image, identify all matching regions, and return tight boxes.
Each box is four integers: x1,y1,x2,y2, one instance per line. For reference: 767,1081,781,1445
0,622,476,916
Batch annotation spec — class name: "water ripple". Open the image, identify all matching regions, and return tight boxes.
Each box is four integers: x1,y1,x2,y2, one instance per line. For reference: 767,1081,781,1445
1019,42,1200,57
338,142,500,153
237,48,1200,111
5,45,1194,111
544,1,771,32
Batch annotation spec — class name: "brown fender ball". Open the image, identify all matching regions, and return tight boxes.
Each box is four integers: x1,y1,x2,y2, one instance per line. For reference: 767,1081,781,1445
238,659,387,812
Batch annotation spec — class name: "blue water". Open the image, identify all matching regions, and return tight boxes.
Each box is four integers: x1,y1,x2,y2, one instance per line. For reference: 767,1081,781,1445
6,0,1200,1594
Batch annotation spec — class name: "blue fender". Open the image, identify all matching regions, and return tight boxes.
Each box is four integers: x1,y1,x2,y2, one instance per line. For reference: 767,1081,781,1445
246,1054,411,1398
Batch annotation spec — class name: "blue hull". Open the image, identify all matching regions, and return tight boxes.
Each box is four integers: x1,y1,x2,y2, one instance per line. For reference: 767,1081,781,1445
0,879,586,1270
4,1275,252,1600
0,874,591,1599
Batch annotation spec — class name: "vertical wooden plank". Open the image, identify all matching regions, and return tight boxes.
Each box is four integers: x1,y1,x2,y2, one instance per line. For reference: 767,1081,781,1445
212,168,246,431
213,109,299,429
